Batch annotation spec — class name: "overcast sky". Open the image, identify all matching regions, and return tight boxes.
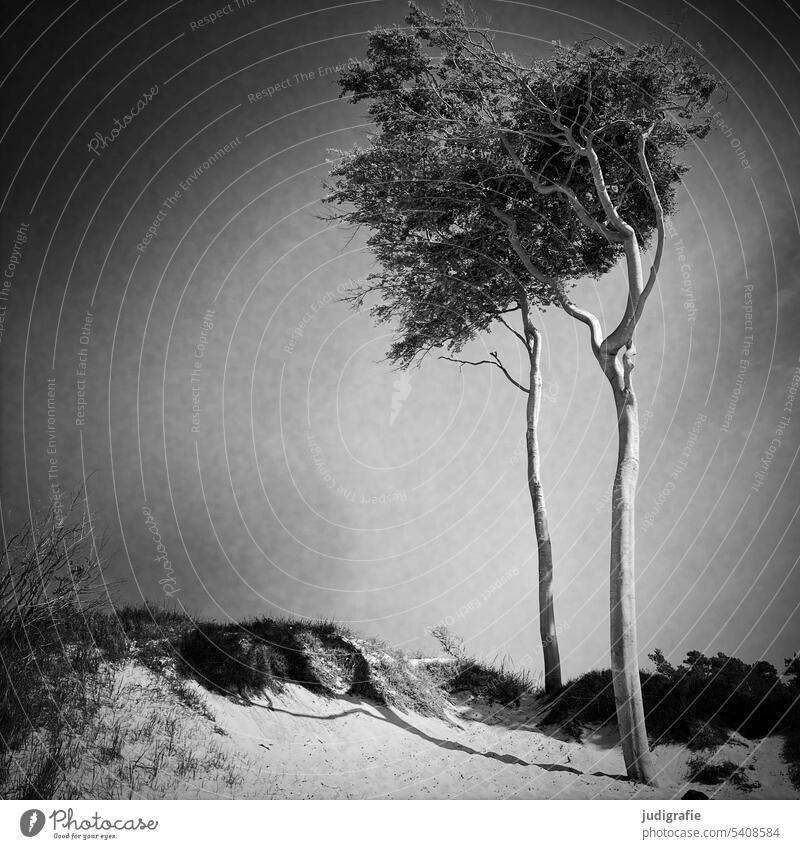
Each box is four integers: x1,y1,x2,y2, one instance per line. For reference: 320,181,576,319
1,0,799,680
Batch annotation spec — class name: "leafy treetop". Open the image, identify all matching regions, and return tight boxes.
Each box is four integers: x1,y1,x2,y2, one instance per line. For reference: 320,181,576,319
326,2,720,368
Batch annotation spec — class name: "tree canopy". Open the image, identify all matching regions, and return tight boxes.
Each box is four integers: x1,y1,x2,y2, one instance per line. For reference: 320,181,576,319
326,2,719,366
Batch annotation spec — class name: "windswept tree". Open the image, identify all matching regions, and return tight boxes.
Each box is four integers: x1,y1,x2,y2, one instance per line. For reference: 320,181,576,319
483,37,716,789
329,2,720,784
366,2,717,783
326,15,620,693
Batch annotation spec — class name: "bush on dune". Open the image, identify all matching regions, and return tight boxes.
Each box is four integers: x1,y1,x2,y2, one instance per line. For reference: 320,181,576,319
176,624,287,697
440,659,537,707
685,755,761,791
174,618,450,717
782,728,800,791
5,499,795,797
542,648,800,750
426,625,539,707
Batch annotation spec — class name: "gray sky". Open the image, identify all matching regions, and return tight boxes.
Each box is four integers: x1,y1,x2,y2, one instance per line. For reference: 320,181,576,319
1,0,799,680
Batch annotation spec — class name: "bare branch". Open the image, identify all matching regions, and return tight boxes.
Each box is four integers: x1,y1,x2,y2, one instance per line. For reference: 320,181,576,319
439,354,529,393
496,312,530,351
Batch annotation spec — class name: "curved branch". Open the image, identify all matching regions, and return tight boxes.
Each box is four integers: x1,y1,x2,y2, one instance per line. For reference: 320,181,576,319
500,134,623,245
554,290,604,361
491,205,604,359
439,354,529,393
602,126,665,353
634,126,665,316
584,140,635,237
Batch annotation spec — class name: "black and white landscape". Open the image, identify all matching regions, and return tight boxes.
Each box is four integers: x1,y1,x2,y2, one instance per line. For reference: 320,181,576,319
0,0,799,803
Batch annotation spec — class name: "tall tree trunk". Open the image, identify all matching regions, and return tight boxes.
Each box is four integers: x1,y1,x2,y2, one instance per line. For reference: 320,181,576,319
527,328,561,694
604,347,657,785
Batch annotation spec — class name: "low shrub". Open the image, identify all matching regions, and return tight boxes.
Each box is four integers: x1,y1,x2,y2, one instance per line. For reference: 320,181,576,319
686,755,760,790
781,729,800,791
541,648,800,747
176,625,287,697
442,659,536,707
427,626,539,706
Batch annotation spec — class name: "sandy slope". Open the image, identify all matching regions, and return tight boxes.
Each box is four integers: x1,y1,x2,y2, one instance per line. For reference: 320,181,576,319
205,681,796,800
57,663,796,800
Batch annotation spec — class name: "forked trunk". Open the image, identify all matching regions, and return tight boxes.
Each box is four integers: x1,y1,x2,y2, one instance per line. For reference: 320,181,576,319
605,356,657,785
527,329,561,694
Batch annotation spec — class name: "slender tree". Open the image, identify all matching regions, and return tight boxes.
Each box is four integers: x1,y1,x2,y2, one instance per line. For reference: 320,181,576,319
329,2,720,783
372,3,718,783
325,15,620,692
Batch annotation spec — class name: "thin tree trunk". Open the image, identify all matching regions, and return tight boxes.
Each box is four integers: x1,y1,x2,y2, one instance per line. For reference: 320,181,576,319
527,328,561,694
604,349,657,785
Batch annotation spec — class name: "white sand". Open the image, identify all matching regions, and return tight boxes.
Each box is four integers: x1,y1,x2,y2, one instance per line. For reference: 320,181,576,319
203,683,797,800
57,663,797,800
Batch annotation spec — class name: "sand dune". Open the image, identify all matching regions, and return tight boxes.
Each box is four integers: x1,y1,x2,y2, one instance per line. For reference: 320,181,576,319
56,662,796,800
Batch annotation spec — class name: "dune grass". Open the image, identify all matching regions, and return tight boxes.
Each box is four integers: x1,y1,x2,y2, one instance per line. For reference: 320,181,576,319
424,625,540,707
3,505,797,797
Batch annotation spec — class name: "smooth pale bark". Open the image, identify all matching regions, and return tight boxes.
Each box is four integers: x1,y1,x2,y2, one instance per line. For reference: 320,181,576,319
602,350,657,786
526,328,562,693
496,172,658,776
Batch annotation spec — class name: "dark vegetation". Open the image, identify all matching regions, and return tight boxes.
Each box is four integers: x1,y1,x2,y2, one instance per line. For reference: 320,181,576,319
2,503,798,797
685,755,761,791
438,660,536,707
174,617,449,717
425,625,537,707
782,729,800,791
0,499,112,798
0,501,455,798
541,648,800,788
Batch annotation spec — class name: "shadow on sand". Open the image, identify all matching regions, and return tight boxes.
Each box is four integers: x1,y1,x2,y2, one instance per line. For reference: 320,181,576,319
252,695,628,781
